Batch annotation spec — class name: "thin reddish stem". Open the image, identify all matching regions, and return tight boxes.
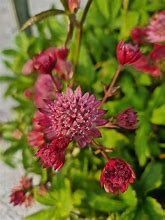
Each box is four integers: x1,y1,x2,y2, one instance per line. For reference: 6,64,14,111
100,64,123,106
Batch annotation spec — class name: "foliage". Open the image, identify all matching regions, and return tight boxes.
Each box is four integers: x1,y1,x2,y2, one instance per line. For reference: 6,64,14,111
0,0,165,219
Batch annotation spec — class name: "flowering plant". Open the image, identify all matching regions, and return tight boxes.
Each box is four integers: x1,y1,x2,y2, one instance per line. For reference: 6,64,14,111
1,0,165,219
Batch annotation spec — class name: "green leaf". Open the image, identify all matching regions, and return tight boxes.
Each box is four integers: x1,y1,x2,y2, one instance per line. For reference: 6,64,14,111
120,186,137,207
135,114,151,166
151,104,165,125
144,197,165,220
21,9,65,31
88,192,126,213
139,162,162,194
24,208,58,220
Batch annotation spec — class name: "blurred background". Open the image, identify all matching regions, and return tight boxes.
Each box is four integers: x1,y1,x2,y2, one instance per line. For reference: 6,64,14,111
0,1,56,219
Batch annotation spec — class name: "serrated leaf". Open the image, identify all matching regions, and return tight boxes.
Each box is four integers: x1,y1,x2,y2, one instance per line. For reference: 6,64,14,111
120,186,137,207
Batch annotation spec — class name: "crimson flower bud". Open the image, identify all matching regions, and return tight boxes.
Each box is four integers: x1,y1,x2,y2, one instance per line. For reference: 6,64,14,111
100,158,135,194
28,130,44,147
116,107,137,130
116,41,142,65
10,189,26,206
68,0,80,13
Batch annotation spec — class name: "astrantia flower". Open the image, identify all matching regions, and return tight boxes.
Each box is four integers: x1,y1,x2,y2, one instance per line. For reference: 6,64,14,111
116,107,137,130
10,176,33,207
133,55,161,77
20,176,32,189
28,130,44,147
150,44,165,61
131,27,147,45
39,87,107,147
36,136,69,171
22,47,73,80
116,41,142,65
34,74,57,108
146,11,165,43
100,158,135,194
10,189,26,206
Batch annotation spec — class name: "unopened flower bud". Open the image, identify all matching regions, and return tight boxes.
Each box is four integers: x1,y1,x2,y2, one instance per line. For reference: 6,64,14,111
68,0,80,13
116,107,138,130
116,41,142,65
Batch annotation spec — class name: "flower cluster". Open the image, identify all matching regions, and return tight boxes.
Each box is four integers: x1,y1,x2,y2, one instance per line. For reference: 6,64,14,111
22,47,73,80
130,11,165,76
10,176,33,207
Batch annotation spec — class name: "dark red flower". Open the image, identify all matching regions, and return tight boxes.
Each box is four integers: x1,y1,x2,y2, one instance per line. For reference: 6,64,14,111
116,41,142,65
132,55,161,77
116,107,137,130
36,136,69,171
68,0,80,13
150,44,165,61
39,87,107,147
32,111,46,131
146,11,165,43
131,27,147,45
10,189,26,206
28,130,44,147
100,158,135,194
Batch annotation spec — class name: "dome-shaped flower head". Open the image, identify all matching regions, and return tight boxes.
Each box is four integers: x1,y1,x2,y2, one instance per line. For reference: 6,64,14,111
146,11,165,43
116,41,142,65
100,158,135,194
131,27,147,45
10,189,26,206
36,136,69,171
116,107,138,130
39,87,107,148
68,0,80,13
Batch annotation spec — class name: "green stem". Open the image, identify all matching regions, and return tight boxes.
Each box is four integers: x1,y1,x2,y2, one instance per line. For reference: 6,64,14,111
74,0,93,72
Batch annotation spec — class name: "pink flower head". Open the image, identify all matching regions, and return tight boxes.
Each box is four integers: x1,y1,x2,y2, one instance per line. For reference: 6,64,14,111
10,189,26,206
133,55,161,77
34,74,57,108
116,107,137,130
131,27,147,45
150,44,165,61
116,41,142,65
100,158,135,194
22,47,73,80
20,176,32,189
39,87,107,148
146,11,165,43
36,136,69,171
28,130,44,147
68,0,80,13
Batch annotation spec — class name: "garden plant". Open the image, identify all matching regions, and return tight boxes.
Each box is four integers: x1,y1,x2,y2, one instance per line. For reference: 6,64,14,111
0,0,165,219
